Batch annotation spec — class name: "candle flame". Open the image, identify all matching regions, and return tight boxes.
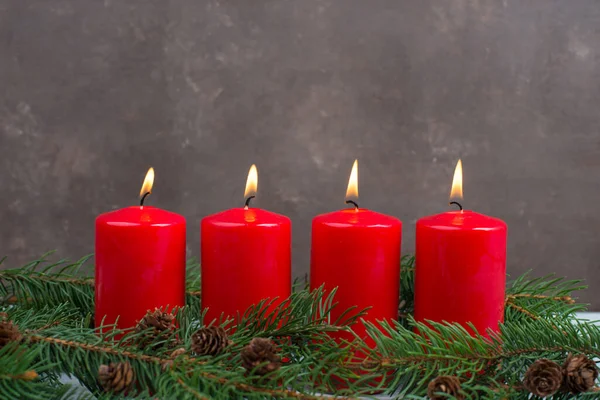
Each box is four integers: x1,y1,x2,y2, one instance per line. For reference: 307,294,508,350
139,167,155,197
244,164,258,199
345,159,359,202
449,159,463,201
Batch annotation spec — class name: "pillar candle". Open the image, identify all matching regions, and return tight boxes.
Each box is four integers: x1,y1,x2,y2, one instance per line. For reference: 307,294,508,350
414,160,507,337
310,160,402,343
201,165,291,324
95,168,186,332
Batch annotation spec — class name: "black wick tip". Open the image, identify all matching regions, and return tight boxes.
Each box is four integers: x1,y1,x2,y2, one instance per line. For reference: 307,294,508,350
140,192,151,206
244,195,255,208
345,200,359,210
449,201,463,211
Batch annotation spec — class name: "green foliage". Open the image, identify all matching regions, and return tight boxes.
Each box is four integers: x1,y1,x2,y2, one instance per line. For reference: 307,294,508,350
505,272,587,322
0,342,86,400
399,255,415,326
0,254,598,399
0,254,95,317
359,317,600,399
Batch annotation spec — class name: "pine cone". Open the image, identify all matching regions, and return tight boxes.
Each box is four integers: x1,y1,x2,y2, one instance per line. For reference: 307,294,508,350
98,362,134,394
191,326,231,356
0,321,22,349
427,376,463,400
241,337,281,376
135,309,177,349
136,308,176,332
563,353,599,394
523,359,563,397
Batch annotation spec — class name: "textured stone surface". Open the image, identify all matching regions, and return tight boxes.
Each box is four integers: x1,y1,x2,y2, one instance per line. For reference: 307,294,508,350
1,1,600,308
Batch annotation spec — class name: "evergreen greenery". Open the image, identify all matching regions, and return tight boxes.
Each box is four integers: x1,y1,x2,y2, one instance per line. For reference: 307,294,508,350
0,254,598,399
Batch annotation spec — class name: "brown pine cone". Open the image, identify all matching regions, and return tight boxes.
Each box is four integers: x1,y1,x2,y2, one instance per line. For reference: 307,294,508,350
240,337,281,376
136,308,176,332
0,321,22,349
135,309,177,349
427,376,463,400
98,362,134,394
191,326,231,356
523,359,563,397
563,353,599,394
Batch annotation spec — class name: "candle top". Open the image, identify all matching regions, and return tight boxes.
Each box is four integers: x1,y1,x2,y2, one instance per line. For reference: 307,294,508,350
418,210,506,231
97,206,185,227
314,208,401,228
203,207,290,227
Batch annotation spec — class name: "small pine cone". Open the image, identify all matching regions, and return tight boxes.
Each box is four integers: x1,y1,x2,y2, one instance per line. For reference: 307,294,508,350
241,338,281,376
136,309,176,332
523,359,563,398
427,376,463,400
563,353,599,394
0,321,22,349
191,326,231,356
135,309,177,349
98,362,134,394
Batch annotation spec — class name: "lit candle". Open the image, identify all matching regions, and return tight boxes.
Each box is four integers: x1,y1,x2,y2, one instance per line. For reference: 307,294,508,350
310,160,402,344
95,168,186,332
201,165,291,324
414,160,507,337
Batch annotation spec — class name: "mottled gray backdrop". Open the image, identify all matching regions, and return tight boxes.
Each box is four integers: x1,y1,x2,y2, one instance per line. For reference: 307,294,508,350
2,1,600,309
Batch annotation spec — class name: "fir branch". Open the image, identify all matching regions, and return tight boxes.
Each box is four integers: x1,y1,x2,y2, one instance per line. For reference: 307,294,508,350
0,255,95,316
347,317,600,398
505,272,587,322
505,299,540,320
1,254,598,399
175,375,211,400
24,329,346,399
507,293,575,303
0,257,199,291
27,334,167,365
0,343,76,400
185,258,201,293
506,272,586,298
173,369,340,400
0,257,204,318
399,256,415,325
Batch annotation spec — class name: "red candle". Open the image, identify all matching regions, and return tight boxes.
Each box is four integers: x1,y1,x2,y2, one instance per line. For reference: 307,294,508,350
201,165,291,324
310,160,402,343
414,160,507,337
95,168,186,333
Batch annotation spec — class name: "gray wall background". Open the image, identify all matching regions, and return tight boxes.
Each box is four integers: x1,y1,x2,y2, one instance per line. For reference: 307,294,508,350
2,1,600,309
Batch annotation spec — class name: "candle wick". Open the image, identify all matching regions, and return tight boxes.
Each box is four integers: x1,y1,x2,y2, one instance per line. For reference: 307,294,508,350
345,200,359,210
449,201,463,211
244,195,255,209
140,192,151,207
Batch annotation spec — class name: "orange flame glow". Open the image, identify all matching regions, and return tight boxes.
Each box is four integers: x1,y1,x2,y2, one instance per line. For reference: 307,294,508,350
139,167,155,197
244,164,258,199
345,159,358,202
449,159,463,201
